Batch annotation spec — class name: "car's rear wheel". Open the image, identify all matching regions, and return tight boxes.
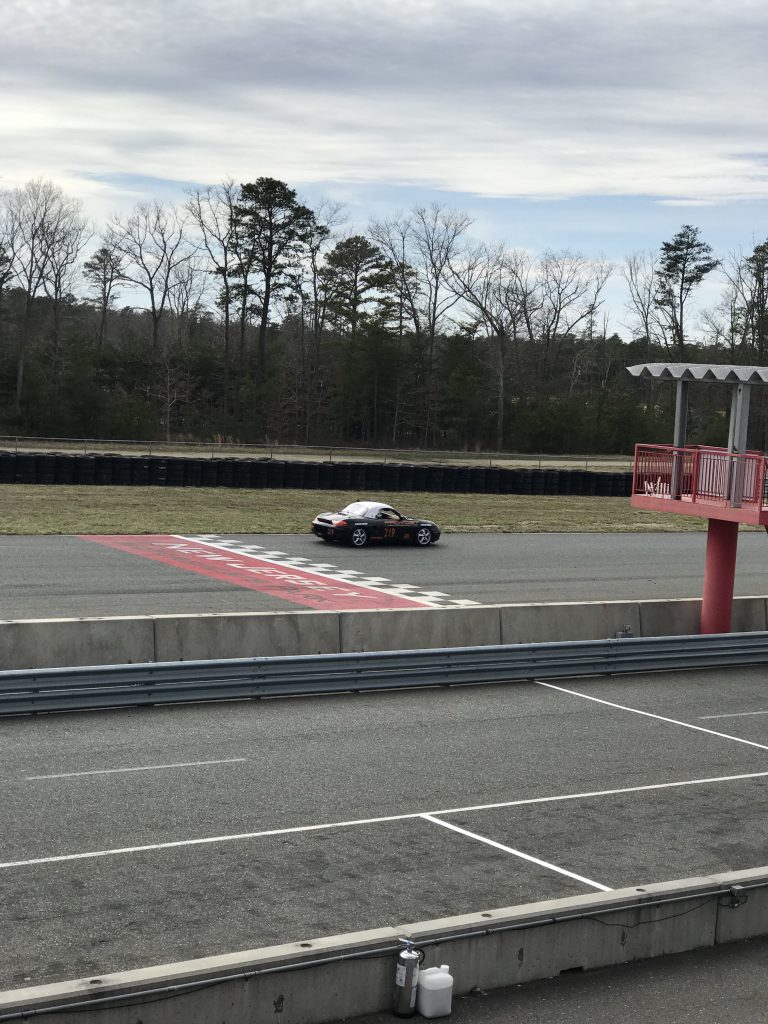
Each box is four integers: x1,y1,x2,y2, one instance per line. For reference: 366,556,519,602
415,527,433,546
350,527,369,548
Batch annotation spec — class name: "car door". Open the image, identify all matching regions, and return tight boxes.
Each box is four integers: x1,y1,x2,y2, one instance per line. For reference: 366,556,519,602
367,513,389,542
394,514,417,543
374,509,400,543
380,507,413,543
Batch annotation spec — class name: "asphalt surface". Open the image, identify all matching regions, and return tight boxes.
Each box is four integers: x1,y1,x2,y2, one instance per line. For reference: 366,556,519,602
4,531,768,617
3,529,768,1014
2,665,768,991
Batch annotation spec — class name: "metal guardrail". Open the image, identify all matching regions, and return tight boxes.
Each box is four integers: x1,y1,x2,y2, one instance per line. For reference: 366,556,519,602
2,632,767,716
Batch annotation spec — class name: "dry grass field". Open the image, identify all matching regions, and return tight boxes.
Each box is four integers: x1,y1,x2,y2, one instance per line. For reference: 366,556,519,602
0,485,711,536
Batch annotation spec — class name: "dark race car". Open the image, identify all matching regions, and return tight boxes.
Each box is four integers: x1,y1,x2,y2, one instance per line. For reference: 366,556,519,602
311,499,441,548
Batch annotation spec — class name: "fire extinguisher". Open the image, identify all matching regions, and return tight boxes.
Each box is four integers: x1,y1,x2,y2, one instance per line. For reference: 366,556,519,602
393,938,425,1018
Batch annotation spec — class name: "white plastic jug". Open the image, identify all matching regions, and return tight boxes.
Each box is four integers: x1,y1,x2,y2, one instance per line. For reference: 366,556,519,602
416,964,453,1018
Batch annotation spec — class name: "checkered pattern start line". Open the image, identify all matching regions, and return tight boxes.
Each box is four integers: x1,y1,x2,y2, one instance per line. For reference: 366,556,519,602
82,534,479,611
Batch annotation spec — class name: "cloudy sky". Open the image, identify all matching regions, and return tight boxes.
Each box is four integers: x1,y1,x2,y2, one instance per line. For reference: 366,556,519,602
3,0,767,325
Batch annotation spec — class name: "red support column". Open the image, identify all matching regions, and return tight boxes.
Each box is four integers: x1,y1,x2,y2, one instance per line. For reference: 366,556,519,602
701,518,740,634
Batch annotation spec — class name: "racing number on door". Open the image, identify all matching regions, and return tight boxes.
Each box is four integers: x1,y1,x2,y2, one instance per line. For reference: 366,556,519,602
384,527,396,539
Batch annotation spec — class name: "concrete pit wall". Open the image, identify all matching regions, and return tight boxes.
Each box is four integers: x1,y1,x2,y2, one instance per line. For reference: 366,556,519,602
1,597,768,670
1,868,766,1024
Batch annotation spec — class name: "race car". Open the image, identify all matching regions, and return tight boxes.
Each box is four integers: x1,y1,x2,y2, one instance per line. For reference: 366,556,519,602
311,499,441,547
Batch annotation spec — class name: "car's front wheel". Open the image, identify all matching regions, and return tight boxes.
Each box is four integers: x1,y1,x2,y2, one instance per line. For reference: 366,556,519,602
415,527,433,546
350,527,369,548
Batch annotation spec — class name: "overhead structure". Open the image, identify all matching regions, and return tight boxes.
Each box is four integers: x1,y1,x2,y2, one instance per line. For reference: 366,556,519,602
628,363,768,634
628,364,768,384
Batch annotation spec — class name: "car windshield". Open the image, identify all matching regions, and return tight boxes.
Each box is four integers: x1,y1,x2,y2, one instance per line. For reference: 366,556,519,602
340,502,376,516
340,501,403,518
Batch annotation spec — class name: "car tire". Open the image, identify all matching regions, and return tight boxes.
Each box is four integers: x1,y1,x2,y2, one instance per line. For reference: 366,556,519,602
350,527,369,548
415,527,433,546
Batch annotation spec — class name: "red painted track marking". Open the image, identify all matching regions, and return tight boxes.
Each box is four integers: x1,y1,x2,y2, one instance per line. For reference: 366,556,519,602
81,535,429,611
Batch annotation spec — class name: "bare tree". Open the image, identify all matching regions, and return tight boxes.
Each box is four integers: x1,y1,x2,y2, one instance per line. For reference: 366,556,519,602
369,203,471,440
370,205,471,339
0,200,17,347
107,201,192,352
41,198,90,372
148,349,193,443
368,214,422,340
4,179,86,416
447,243,522,448
185,181,239,392
449,245,610,448
719,242,768,361
168,255,209,345
531,250,611,389
301,199,345,341
411,204,472,354
623,250,669,352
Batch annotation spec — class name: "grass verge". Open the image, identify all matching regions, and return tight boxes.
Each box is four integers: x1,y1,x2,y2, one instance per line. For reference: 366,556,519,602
0,485,714,536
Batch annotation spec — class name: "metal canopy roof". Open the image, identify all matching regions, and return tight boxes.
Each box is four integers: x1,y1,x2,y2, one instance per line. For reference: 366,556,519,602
628,363,768,384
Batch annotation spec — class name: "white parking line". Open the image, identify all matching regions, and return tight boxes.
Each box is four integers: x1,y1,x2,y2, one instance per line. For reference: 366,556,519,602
421,814,611,891
2,767,767,871
535,681,768,751
25,759,246,780
699,711,768,720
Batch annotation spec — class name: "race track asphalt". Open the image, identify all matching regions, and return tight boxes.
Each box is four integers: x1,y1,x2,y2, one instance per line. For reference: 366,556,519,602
3,530,768,1007
2,665,768,991
3,530,768,617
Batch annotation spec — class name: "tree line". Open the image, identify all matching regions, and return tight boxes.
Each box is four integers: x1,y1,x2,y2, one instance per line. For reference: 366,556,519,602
0,177,766,453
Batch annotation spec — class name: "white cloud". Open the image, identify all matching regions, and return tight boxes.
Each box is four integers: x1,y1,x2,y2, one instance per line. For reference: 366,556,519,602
2,0,767,219
655,199,720,207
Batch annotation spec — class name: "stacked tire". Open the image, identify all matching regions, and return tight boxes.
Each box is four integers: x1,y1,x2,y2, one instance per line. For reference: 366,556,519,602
0,450,633,497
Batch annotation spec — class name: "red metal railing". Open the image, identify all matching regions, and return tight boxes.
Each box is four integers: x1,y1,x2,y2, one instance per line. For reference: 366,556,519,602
633,444,768,509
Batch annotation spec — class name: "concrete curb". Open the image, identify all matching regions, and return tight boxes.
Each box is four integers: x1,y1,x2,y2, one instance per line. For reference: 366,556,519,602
2,597,767,670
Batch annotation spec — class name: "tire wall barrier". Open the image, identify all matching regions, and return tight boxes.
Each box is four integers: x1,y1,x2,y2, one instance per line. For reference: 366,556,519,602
1,596,767,670
0,451,633,496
